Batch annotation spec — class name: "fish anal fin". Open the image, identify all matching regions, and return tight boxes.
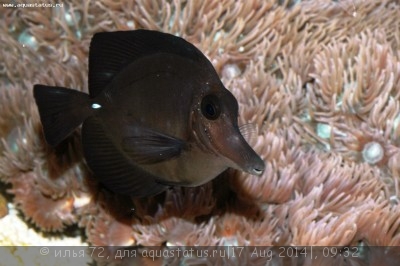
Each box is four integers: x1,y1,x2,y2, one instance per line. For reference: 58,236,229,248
82,117,167,197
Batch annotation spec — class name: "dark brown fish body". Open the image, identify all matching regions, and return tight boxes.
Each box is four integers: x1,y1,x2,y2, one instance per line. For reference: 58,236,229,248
33,30,265,197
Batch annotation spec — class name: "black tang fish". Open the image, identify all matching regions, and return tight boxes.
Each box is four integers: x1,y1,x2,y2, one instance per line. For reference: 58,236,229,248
33,30,265,197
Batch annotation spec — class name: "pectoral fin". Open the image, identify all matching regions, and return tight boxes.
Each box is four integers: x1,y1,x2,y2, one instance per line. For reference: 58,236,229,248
122,126,186,165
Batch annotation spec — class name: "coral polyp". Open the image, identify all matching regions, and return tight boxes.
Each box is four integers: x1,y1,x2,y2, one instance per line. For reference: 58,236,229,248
362,141,385,165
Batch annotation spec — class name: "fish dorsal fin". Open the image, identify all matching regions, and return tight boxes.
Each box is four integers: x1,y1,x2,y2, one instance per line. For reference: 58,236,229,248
88,29,206,97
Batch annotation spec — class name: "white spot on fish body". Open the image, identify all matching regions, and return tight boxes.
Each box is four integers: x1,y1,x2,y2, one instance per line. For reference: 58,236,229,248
91,103,102,109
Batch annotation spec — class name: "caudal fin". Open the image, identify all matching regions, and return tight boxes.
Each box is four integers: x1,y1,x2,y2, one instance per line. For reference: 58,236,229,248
33,85,92,147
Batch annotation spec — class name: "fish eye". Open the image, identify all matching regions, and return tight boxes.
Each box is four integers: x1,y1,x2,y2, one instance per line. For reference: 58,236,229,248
201,94,221,120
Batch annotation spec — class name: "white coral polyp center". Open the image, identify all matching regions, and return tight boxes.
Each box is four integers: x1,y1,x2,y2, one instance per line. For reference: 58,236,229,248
362,141,384,164
222,64,241,80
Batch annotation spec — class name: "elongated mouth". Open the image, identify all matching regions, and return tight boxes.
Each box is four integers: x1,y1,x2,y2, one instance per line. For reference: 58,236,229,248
214,128,265,176
250,167,264,176
243,153,265,176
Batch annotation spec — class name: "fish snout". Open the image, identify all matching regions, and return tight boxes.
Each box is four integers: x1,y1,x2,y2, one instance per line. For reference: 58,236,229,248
247,157,265,176
214,130,265,176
